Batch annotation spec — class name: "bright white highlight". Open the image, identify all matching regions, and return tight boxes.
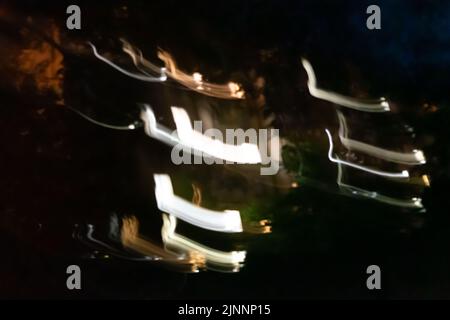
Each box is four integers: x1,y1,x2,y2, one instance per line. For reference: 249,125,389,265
171,107,262,164
325,129,409,179
301,58,390,112
162,214,246,270
140,105,262,164
140,105,180,147
337,111,426,165
154,174,243,233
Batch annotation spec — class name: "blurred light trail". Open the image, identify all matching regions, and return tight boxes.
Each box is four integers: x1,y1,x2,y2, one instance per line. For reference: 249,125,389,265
422,174,431,187
337,111,426,165
301,58,390,112
67,105,139,130
325,129,410,179
243,219,272,234
121,216,204,272
337,163,423,209
121,40,245,99
171,107,262,164
89,42,167,82
140,105,181,147
75,224,155,261
162,214,246,271
154,174,243,233
191,183,202,206
140,105,262,164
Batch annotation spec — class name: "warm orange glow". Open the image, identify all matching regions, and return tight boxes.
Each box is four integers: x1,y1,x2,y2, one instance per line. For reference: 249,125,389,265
244,219,272,234
120,39,245,99
422,175,431,187
191,184,202,206
121,216,204,271
16,23,64,104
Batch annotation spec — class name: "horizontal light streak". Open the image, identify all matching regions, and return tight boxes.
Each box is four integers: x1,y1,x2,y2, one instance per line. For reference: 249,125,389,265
154,174,243,233
162,214,246,270
89,42,167,82
325,129,409,179
337,163,423,209
301,58,390,112
121,40,245,99
140,105,262,164
337,111,426,165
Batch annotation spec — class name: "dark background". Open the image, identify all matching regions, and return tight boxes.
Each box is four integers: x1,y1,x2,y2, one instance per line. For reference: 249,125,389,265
1,0,450,299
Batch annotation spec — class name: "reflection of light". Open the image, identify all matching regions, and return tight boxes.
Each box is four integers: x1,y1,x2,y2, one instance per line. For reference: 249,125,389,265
243,219,272,234
89,42,167,82
172,107,262,164
121,216,204,271
67,105,138,131
337,162,423,209
77,223,153,261
157,49,245,99
325,129,409,179
258,219,272,234
120,40,245,99
337,111,426,165
121,216,181,261
301,58,390,112
140,105,262,164
140,105,180,147
192,72,203,83
154,174,243,233
192,72,203,90
191,184,202,206
422,174,431,187
228,82,245,99
162,214,246,270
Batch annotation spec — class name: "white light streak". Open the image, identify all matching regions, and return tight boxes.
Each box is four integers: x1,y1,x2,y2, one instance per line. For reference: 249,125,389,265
89,42,167,82
171,107,262,164
154,174,243,233
140,105,181,146
162,214,246,269
337,162,423,209
140,105,262,164
325,129,409,179
301,58,390,112
337,111,426,165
